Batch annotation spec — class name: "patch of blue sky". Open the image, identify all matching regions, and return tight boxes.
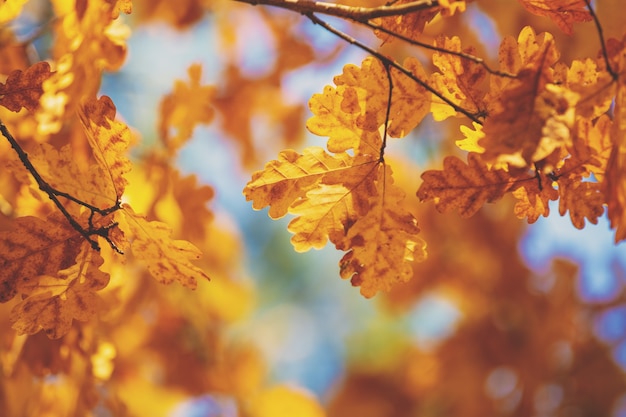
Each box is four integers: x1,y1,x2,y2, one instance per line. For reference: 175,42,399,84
406,292,462,350
467,1,501,58
520,202,626,302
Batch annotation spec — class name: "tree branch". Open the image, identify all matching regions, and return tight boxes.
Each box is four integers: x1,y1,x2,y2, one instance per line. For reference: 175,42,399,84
233,0,440,20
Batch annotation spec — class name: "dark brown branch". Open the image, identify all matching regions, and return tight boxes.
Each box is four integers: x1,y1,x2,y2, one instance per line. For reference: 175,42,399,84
233,0,440,20
380,62,393,163
306,13,482,124
585,0,617,80
0,119,122,253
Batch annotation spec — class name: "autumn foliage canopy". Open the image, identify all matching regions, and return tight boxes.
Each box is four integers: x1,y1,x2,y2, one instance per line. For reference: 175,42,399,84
1,0,626,416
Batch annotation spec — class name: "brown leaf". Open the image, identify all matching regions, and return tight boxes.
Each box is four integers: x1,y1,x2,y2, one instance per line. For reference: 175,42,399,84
0,61,52,112
10,248,109,339
0,214,82,303
517,0,592,35
417,153,514,217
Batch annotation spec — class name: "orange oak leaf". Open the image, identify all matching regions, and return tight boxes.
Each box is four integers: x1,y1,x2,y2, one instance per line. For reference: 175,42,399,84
605,79,626,242
558,180,604,229
159,64,215,153
430,36,487,121
417,153,515,217
562,115,612,182
0,214,83,303
244,147,355,219
517,0,592,35
512,176,559,223
79,95,132,201
0,61,52,112
287,160,378,251
120,205,210,289
557,58,614,118
307,57,429,153
10,247,109,339
373,0,439,43
337,165,426,298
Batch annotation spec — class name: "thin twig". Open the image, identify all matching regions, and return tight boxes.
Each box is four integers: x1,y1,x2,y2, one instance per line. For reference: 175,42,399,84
380,62,393,162
363,20,516,78
233,0,440,20
585,0,617,80
0,119,122,252
306,13,482,124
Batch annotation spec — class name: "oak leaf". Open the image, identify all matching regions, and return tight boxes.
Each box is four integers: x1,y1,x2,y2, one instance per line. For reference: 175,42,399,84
517,0,592,35
0,214,83,303
605,79,626,242
307,57,429,153
244,147,355,219
417,153,514,217
120,205,210,289
159,64,215,153
0,61,52,112
430,36,486,121
558,180,604,229
337,165,426,298
512,177,558,223
10,247,110,339
79,95,132,201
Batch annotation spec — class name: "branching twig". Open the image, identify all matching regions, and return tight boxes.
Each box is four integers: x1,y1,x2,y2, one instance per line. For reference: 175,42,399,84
0,120,122,253
233,0,440,20
306,13,482,123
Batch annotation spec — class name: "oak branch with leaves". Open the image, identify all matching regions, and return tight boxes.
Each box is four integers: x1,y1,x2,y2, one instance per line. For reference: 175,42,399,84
0,0,625,415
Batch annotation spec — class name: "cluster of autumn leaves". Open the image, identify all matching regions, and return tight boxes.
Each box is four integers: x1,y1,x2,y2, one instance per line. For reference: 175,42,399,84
1,0,626,415
244,19,626,298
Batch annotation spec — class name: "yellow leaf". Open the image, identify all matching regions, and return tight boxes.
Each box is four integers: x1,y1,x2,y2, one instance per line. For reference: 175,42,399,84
79,95,132,201
338,165,426,298
0,214,82,303
430,36,486,121
244,147,355,219
159,63,215,152
120,205,210,289
10,247,109,339
456,122,486,153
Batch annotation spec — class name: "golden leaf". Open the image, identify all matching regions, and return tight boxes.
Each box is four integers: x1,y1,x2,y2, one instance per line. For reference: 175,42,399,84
517,0,592,35
512,177,558,223
337,165,426,298
244,147,355,219
0,214,82,303
250,385,325,417
0,62,52,112
417,153,514,217
456,122,486,153
0,0,29,24
159,63,215,153
430,36,486,121
120,205,210,289
79,95,132,201
558,180,604,229
10,247,109,339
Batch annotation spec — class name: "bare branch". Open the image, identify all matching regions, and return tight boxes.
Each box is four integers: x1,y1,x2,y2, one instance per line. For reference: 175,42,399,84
233,0,440,20
584,0,617,80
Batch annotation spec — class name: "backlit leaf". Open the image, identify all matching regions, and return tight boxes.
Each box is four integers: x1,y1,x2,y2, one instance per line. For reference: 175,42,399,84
417,153,514,217
10,247,110,339
120,205,210,289
517,0,592,35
